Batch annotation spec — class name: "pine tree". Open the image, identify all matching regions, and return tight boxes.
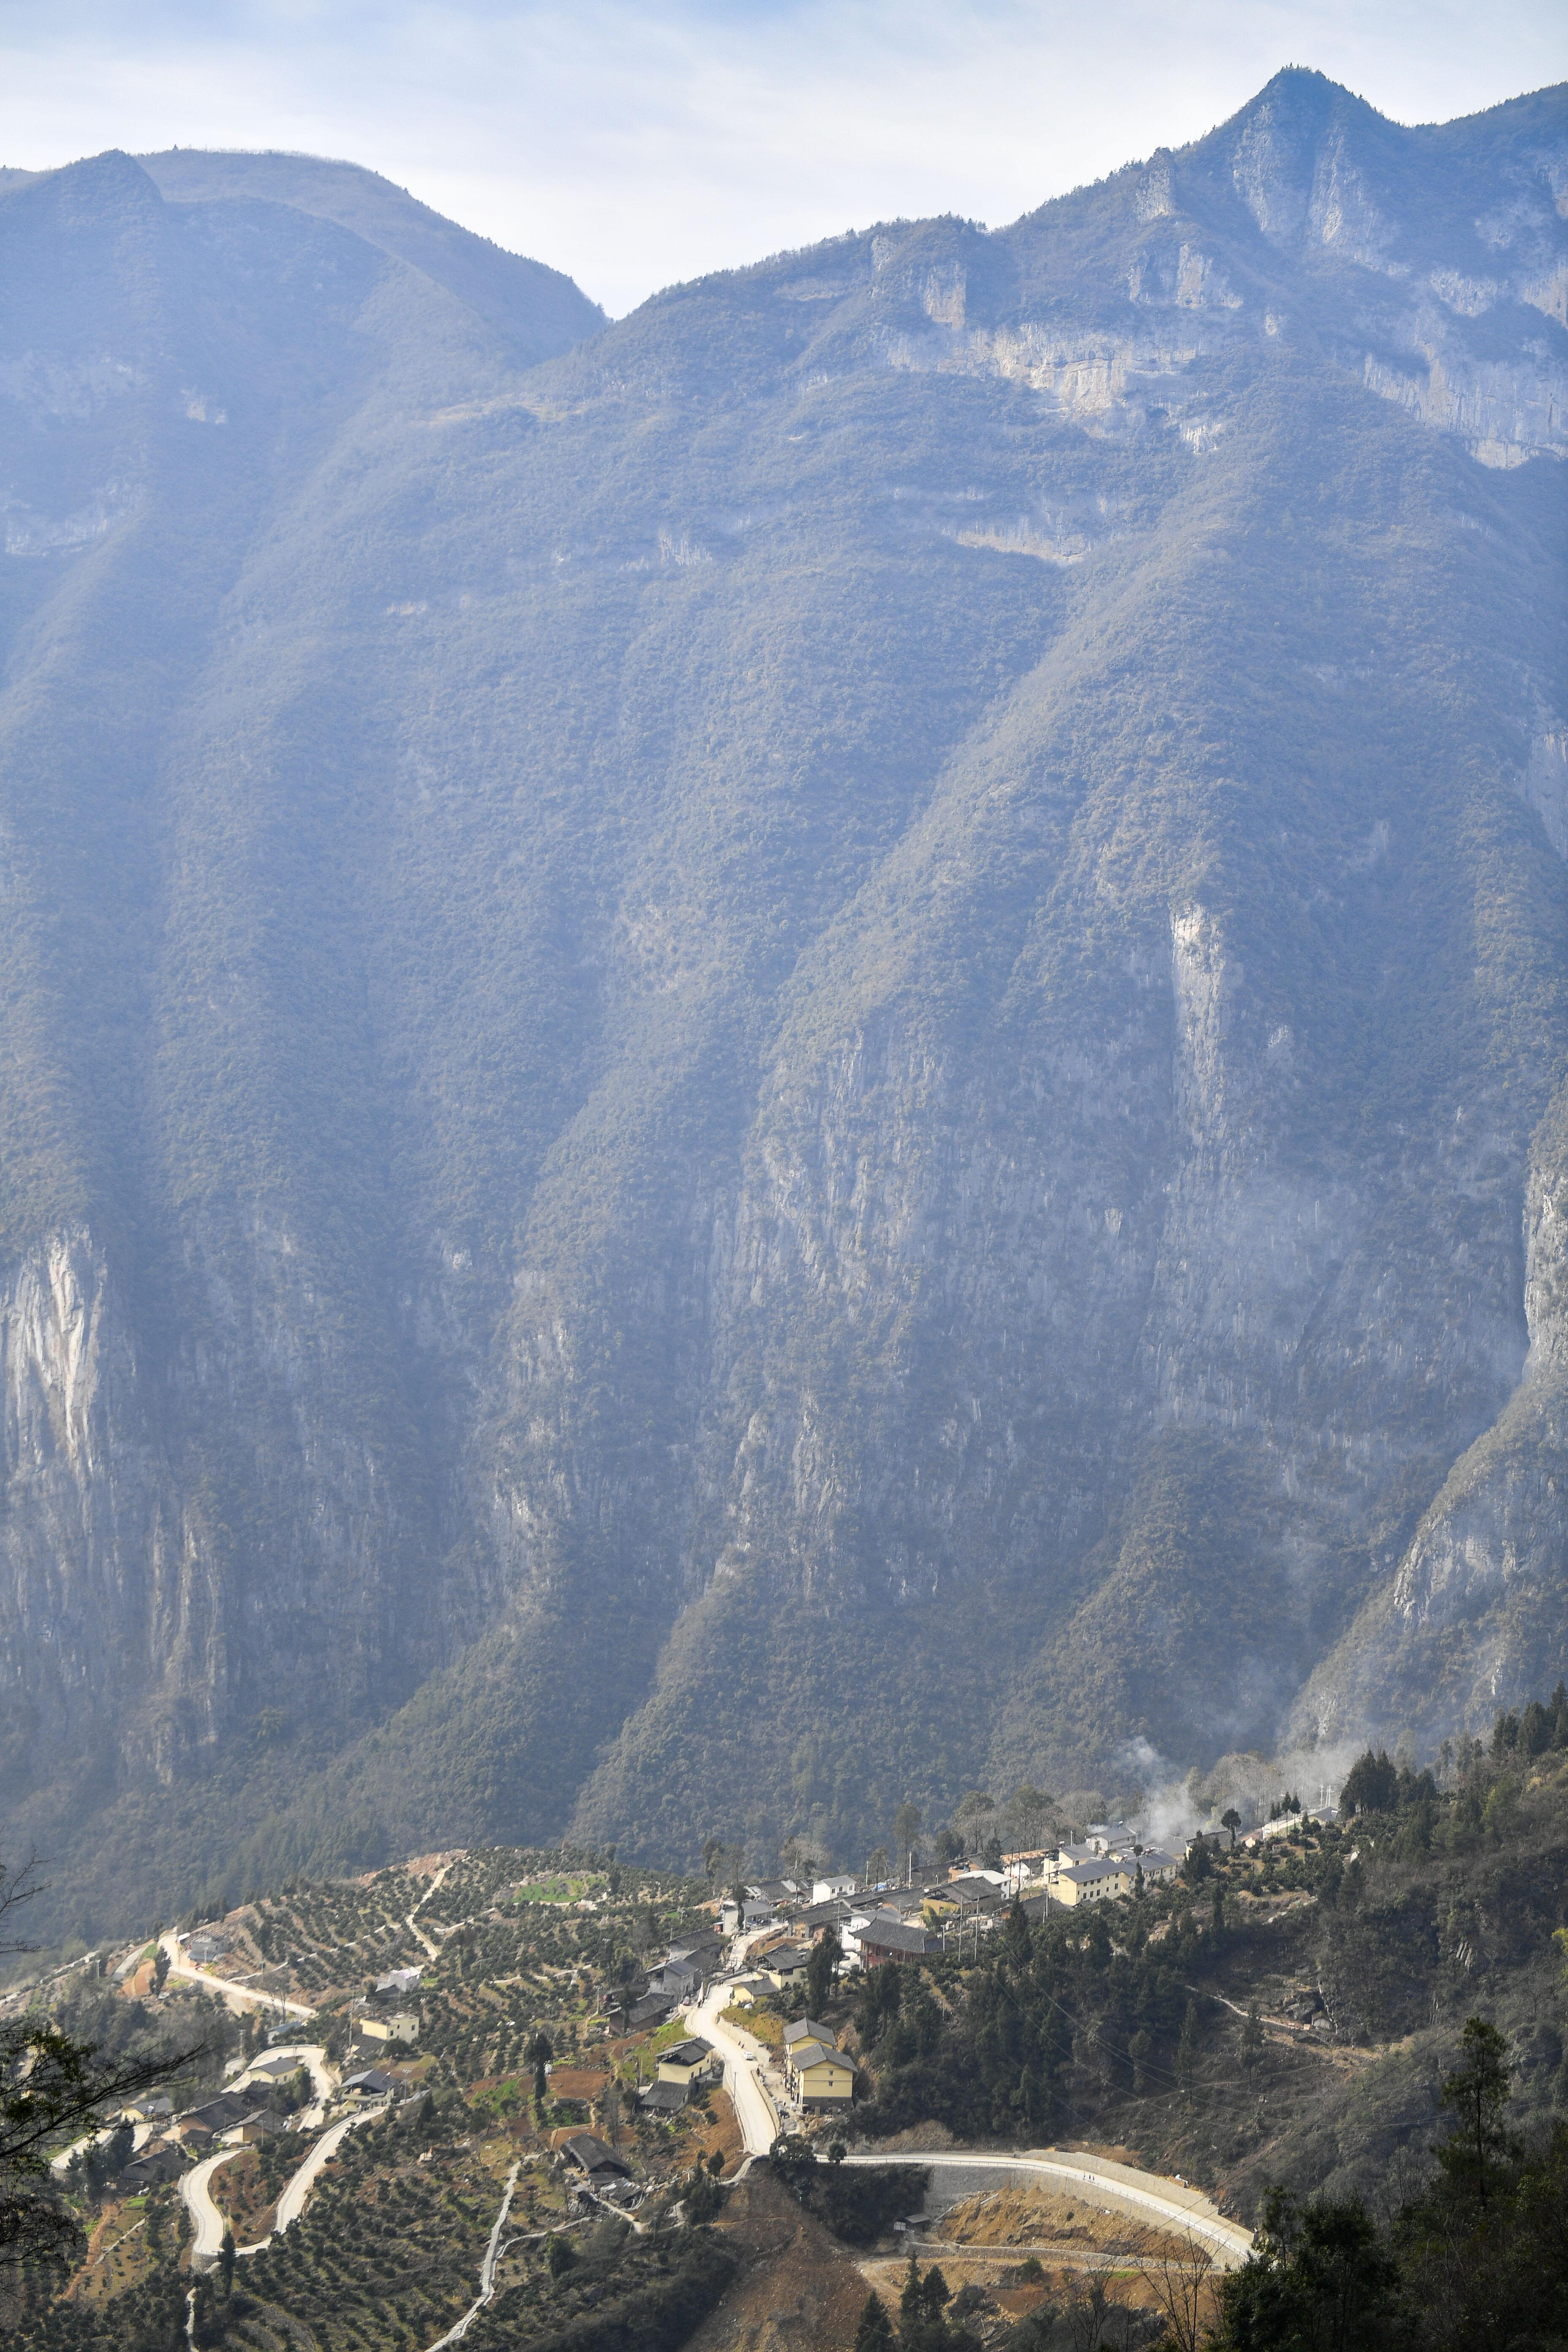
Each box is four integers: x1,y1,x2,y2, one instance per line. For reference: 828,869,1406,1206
1437,2017,1513,2203
854,2290,896,2351
899,2249,923,2333
1177,1998,1200,2092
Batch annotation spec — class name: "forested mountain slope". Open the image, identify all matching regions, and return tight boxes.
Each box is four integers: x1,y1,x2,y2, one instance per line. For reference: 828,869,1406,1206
0,72,1565,1936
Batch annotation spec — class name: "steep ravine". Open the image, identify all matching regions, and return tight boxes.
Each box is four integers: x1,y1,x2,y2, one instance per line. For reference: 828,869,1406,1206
0,71,1565,1930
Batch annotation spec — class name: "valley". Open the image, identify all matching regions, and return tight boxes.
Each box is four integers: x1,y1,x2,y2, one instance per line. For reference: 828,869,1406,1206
1,53,1566,2347
0,71,1563,1941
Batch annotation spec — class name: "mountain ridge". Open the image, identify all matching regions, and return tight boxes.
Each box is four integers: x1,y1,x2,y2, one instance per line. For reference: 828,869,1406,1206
0,72,1564,1938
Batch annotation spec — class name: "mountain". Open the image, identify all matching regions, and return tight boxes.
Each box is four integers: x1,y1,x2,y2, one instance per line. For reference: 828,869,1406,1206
0,73,1564,1939
136,149,606,364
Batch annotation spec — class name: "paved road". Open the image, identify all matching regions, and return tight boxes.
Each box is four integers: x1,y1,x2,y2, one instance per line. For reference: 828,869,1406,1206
270,2109,379,2237
229,2042,336,2104
175,2105,384,2262
180,2148,246,2268
836,2149,1253,2268
50,2124,111,2176
687,1983,782,2154
687,1980,1250,2270
159,1931,315,2022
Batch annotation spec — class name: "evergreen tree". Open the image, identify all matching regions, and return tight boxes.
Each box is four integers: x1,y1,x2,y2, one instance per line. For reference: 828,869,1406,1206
1436,2016,1512,2203
1213,2189,1400,2351
854,2291,896,2352
1341,1750,1399,1815
807,1926,842,2017
1177,1998,1200,2092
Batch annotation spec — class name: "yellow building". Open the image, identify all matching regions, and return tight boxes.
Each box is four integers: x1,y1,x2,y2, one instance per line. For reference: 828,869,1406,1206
791,2041,856,2109
656,2036,719,2091
1052,1858,1130,1906
359,2011,419,2045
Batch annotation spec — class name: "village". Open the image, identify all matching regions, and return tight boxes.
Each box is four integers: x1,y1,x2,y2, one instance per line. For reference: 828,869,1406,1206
55,1820,1190,2210
41,1800,1342,2210
569,1802,1342,2169
5,1796,1348,2347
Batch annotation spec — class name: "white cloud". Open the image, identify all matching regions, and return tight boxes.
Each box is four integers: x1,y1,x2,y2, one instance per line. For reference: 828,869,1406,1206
0,1,1558,314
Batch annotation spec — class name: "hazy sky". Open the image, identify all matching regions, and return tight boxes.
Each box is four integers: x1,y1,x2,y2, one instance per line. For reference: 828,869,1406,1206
0,2,1561,315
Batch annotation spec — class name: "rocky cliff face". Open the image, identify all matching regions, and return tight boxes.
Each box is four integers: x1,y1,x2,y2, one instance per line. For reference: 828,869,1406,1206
0,1230,170,1783
0,72,1565,1929
1296,1089,1568,1746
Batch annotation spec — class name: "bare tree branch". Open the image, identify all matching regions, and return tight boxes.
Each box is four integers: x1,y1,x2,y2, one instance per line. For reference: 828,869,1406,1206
0,1850,46,1958
1124,2223,1220,2352
0,1851,207,2271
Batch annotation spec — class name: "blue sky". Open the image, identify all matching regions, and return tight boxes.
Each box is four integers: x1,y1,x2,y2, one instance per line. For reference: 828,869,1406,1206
0,2,1561,313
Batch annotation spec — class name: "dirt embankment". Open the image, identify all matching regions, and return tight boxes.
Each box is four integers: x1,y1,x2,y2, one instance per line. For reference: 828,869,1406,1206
685,2167,873,2352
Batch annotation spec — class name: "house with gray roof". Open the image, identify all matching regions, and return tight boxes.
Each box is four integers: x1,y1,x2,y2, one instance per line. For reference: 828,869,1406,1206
858,1914,940,1965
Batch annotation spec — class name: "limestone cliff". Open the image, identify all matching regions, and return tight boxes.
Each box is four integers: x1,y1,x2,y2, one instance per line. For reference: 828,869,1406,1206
1,72,1565,1928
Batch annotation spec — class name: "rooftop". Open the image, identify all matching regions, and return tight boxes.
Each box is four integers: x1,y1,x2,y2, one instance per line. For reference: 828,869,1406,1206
782,2018,834,2047
659,2037,713,2066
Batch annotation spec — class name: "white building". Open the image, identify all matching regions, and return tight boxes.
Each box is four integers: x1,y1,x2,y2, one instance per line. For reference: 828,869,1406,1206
810,1875,860,1904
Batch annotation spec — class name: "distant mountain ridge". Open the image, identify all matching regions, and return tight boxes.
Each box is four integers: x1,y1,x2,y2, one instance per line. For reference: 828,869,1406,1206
137,149,606,362
0,74,1564,1939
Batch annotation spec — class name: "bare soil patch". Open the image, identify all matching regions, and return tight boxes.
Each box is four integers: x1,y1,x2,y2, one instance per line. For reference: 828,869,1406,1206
685,2165,872,2352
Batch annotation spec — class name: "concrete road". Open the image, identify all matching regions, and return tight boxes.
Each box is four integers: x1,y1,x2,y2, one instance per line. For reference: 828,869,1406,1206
270,2108,378,2236
684,1981,1250,2269
49,2126,109,2176
229,2043,335,2104
837,2148,1253,2268
180,2148,245,2269
687,1982,782,2153
158,1931,315,2022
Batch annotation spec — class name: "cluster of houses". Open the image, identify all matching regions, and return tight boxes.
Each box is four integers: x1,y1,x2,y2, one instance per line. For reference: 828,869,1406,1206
618,1826,1189,2119
95,1959,423,2197
108,2049,408,2194
111,2049,306,2192
717,1824,1183,1975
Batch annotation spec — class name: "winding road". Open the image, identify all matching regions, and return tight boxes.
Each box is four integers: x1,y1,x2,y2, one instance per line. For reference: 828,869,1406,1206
236,2043,335,2104
180,2148,246,2267
687,1980,1253,2269
268,2109,380,2239
179,2103,381,2268
840,2148,1252,2268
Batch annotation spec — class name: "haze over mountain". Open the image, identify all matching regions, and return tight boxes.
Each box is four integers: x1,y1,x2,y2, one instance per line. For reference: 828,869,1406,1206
0,70,1565,1938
